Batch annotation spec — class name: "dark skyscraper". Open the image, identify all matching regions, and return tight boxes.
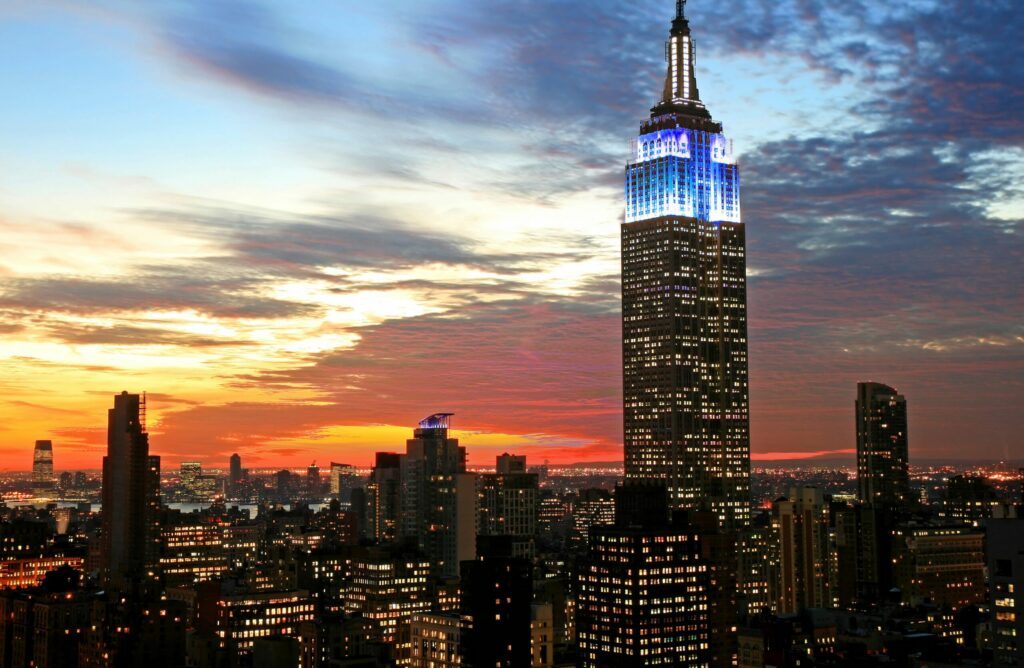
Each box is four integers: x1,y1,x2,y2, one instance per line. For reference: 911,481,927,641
228,453,242,494
32,440,54,492
773,487,831,614
855,382,909,507
100,392,161,590
622,0,750,530
478,454,539,559
367,452,402,542
306,462,321,498
988,512,1024,668
460,537,533,668
399,414,476,578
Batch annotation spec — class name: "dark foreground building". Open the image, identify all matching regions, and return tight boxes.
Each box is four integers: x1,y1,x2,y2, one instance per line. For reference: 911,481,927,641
855,382,909,508
989,512,1024,667
460,537,532,668
100,392,160,591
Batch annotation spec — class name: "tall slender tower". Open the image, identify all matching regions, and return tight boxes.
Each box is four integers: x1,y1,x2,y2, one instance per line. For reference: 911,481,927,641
32,440,54,492
622,0,750,530
228,452,242,495
100,391,161,590
855,382,909,507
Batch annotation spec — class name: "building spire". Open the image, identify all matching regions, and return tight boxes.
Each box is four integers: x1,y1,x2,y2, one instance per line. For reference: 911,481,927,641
654,0,711,120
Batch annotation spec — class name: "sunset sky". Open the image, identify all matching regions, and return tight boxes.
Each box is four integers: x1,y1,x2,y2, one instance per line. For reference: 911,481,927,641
0,0,1021,470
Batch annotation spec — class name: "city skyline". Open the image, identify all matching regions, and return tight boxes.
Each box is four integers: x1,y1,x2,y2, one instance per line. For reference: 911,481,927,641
0,0,1021,470
622,0,750,529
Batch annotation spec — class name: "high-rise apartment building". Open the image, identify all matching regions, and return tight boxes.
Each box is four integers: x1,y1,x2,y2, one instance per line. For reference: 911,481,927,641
179,461,201,495
622,0,750,530
571,488,615,548
100,392,161,590
398,414,476,578
159,517,228,588
772,487,831,614
195,582,315,654
531,603,555,668
737,511,774,617
403,613,462,668
941,475,1000,527
496,453,527,474
32,440,54,492
989,513,1024,668
367,452,402,542
178,461,215,502
834,504,894,608
576,483,710,667
306,463,322,498
682,509,739,668
228,453,242,495
893,525,986,609
329,462,359,503
344,544,433,645
460,538,533,668
479,454,539,559
275,469,294,502
0,584,94,668
855,382,909,508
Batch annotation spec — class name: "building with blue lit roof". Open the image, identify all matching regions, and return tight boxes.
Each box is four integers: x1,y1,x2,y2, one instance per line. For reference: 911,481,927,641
622,0,751,531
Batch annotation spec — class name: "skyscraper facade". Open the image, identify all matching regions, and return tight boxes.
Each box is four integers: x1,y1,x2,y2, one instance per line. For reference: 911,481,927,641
772,487,832,614
32,440,54,492
460,538,533,668
180,461,201,495
988,514,1024,668
576,483,710,667
479,454,539,559
367,453,402,542
228,453,242,495
622,0,750,530
855,382,909,507
399,414,476,578
329,462,358,503
100,392,161,590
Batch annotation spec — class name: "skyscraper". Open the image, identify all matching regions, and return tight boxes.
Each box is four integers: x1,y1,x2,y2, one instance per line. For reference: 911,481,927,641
100,392,161,590
622,0,750,530
855,382,909,507
329,462,358,503
306,462,322,498
460,537,533,668
988,512,1024,668
576,483,710,667
399,414,476,578
32,440,54,492
772,487,831,614
834,503,894,608
367,453,402,542
180,461,201,495
228,453,242,495
343,544,433,644
479,454,539,559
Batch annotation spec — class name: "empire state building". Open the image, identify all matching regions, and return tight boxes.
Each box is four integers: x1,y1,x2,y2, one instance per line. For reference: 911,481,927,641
622,0,750,529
